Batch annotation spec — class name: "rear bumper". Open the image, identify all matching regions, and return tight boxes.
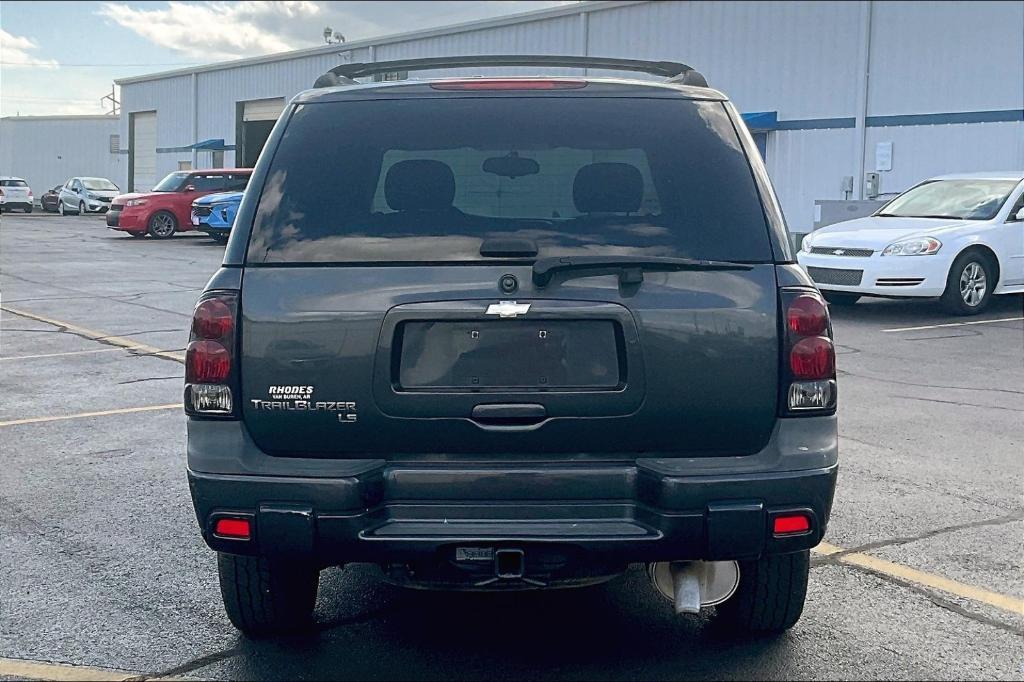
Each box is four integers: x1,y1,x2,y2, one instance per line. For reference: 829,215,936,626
188,417,839,566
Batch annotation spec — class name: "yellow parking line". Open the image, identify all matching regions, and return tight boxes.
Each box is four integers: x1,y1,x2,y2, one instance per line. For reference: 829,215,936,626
881,316,1024,333
813,542,1024,616
0,403,182,428
0,657,140,681
1,305,185,363
0,347,125,361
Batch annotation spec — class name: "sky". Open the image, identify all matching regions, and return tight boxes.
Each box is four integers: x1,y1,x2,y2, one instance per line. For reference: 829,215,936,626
0,1,570,117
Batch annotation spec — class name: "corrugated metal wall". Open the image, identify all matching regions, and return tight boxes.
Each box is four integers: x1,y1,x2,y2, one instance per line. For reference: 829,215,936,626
587,0,864,119
118,75,193,185
0,116,122,200
111,0,1024,231
867,1,1024,116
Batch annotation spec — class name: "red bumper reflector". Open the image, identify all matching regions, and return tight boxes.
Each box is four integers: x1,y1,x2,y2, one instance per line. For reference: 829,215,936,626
773,514,811,535
213,518,251,539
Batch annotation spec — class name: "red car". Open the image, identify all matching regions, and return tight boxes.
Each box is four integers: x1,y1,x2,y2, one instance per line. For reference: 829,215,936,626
107,169,251,238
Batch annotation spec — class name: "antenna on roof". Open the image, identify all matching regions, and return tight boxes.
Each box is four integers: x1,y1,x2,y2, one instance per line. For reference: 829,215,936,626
323,27,345,44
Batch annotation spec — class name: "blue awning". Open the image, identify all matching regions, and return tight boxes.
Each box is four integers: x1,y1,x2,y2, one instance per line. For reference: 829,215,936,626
191,138,229,150
741,111,778,131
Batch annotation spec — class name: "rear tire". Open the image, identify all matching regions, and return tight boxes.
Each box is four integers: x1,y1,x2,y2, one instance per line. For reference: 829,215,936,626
822,291,860,306
941,251,994,316
217,553,319,637
713,550,809,634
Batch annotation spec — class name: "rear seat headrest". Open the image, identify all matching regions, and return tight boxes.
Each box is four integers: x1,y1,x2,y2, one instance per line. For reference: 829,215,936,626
573,163,644,213
385,159,456,211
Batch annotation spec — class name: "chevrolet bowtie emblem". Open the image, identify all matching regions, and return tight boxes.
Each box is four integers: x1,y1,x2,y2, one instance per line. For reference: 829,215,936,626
833,249,845,256
485,301,531,318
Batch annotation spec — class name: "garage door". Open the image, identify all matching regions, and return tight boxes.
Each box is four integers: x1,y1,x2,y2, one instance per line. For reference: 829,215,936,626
243,98,285,122
240,98,286,167
131,112,157,192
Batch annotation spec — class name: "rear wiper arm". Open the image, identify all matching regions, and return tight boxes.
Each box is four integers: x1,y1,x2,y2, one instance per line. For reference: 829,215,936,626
532,255,752,288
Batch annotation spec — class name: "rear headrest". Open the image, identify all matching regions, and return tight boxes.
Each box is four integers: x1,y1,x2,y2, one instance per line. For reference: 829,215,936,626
385,159,456,211
573,163,644,213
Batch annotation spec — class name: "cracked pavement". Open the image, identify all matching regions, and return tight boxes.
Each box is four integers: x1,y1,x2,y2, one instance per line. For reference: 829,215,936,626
1,213,1022,680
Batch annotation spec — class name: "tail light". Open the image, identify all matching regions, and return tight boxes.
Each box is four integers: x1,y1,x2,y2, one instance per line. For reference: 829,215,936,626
185,291,238,417
27,189,33,197
780,289,836,414
0,189,5,196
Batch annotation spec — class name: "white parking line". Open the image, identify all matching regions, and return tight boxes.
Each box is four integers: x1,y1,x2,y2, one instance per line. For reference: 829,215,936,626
881,316,1024,333
0,348,125,362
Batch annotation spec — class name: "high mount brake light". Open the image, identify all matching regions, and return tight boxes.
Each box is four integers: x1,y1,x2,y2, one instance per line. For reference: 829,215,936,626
781,289,837,414
430,79,587,91
185,291,238,417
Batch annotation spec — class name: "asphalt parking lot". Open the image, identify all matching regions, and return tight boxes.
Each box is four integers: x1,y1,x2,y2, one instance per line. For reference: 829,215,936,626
1,212,1022,681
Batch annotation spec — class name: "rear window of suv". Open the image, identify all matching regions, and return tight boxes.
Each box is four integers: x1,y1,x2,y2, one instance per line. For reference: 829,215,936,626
248,97,772,263
0,179,28,187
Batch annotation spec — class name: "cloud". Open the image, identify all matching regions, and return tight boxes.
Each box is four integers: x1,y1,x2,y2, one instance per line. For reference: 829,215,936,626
97,1,322,61
0,29,59,68
96,1,571,62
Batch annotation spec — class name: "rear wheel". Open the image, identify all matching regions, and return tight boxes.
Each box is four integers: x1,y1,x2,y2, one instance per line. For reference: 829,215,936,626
941,251,994,316
23,205,32,214
713,550,809,634
147,211,177,238
217,553,319,637
822,291,860,306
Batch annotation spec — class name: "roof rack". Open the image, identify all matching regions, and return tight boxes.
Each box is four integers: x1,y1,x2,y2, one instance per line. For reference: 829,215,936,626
312,55,708,89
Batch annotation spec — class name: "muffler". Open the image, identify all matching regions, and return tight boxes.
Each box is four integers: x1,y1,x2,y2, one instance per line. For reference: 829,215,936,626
647,560,740,614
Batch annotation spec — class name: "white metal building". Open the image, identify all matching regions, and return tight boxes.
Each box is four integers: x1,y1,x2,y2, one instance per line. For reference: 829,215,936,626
112,0,1024,233
0,115,122,199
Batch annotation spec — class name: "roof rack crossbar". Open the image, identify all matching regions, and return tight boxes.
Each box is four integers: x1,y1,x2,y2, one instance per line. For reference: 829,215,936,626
312,55,708,88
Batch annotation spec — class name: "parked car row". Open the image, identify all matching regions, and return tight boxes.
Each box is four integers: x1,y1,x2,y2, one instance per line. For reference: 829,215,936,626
40,177,122,215
106,169,251,239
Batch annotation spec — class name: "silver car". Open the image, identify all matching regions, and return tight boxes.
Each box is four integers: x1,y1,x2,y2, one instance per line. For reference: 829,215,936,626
57,177,120,215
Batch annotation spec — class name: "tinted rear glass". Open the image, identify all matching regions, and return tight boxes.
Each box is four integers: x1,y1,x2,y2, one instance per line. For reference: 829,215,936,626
1,179,28,187
248,97,771,263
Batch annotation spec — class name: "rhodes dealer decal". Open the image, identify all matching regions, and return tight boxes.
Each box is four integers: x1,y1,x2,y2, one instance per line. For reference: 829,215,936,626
250,385,358,422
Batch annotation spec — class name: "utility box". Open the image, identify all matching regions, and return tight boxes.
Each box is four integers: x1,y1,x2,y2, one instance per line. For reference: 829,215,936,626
790,200,887,252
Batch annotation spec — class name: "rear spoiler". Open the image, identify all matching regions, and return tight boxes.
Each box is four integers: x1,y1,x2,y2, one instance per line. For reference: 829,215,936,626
312,55,708,89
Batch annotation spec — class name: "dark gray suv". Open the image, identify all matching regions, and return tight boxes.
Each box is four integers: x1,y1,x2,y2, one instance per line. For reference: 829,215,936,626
185,56,838,638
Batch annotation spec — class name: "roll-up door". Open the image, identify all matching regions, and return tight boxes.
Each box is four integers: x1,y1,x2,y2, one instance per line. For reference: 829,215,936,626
131,112,157,192
238,98,285,167
243,98,285,122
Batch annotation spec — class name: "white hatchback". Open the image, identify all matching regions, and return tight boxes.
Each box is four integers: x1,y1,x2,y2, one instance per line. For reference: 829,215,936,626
0,176,34,213
798,172,1024,315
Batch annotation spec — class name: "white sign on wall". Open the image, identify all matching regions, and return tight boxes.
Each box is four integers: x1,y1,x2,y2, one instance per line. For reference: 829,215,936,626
875,142,893,172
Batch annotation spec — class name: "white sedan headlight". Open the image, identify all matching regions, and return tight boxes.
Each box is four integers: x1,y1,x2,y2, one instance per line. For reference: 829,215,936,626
881,237,942,256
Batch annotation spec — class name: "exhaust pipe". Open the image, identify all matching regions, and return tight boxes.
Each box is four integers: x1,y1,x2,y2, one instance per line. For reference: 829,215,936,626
647,560,740,614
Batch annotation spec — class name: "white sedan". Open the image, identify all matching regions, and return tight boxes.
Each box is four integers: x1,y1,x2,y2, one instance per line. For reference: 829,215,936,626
798,172,1024,315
